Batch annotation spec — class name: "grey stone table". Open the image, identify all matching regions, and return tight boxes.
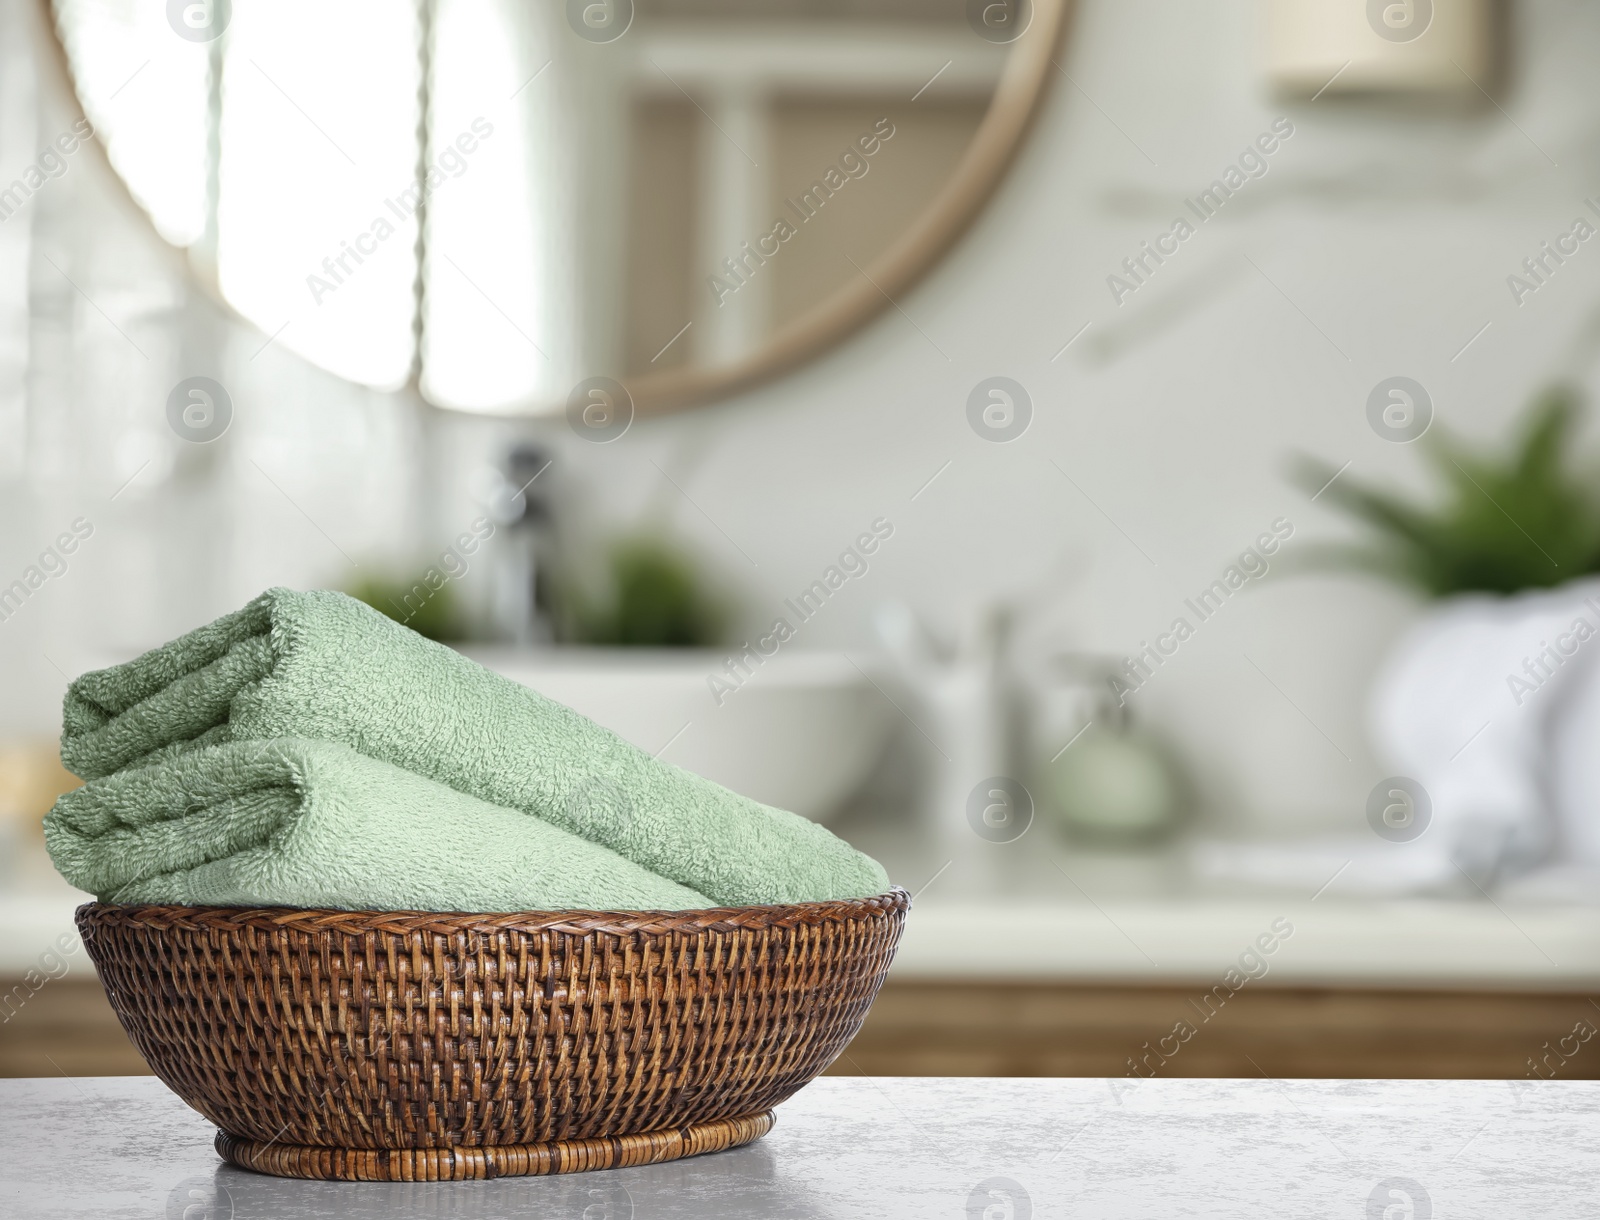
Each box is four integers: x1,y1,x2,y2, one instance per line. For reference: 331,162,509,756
2,1075,1595,1219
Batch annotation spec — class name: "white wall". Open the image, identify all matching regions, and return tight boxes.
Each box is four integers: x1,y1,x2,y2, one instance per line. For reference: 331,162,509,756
8,0,1600,838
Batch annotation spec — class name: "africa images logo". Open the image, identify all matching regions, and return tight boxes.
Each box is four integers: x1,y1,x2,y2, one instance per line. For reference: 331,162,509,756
1367,0,1432,43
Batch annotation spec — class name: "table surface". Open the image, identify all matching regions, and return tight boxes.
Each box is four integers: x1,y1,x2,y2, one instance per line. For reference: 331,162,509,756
2,1075,1594,1219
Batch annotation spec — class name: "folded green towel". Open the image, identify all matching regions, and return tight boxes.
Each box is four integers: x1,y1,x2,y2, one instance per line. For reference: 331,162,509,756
45,739,714,911
61,588,888,906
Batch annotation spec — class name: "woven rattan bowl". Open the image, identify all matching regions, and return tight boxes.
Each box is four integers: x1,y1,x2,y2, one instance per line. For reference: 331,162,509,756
77,888,908,1181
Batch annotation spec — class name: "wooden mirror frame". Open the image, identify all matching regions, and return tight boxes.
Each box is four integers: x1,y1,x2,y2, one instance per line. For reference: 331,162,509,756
39,0,1073,419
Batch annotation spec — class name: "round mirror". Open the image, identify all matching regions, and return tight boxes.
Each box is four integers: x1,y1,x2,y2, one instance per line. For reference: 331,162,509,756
44,0,1067,417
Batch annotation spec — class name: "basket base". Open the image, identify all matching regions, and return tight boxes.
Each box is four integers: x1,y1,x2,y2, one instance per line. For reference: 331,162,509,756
215,1110,776,1182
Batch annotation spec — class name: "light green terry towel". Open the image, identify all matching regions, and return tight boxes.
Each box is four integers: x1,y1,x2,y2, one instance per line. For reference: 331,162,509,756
44,739,713,912
60,587,888,906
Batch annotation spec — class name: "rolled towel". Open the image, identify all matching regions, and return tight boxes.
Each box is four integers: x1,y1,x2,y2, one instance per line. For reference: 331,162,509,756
61,588,888,906
44,738,714,912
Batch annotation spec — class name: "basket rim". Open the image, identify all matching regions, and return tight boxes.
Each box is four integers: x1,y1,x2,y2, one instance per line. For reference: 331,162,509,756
76,886,909,938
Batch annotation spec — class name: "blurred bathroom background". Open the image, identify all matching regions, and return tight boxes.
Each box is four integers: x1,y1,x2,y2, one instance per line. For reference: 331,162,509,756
8,0,1600,1081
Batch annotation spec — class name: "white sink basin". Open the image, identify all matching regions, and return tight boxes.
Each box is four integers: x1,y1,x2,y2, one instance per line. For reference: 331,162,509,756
465,648,894,823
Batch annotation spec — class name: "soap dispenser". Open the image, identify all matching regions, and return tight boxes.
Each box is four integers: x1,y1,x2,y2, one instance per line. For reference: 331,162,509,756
1035,654,1185,843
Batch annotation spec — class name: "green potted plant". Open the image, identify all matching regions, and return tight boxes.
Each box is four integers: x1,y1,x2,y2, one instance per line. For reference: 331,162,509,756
560,533,727,648
1292,386,1600,596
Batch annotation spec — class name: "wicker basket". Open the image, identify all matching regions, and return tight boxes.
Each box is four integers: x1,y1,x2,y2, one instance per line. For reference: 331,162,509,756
77,888,908,1181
